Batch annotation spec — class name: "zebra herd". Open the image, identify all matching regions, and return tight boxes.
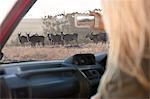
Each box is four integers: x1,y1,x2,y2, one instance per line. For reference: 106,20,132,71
47,32,78,45
18,32,108,47
18,33,45,46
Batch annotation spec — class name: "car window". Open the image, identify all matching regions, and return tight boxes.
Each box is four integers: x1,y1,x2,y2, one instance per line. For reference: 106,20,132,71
1,0,108,62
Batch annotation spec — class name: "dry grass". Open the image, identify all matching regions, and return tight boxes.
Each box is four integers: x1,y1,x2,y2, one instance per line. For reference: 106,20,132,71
2,43,108,62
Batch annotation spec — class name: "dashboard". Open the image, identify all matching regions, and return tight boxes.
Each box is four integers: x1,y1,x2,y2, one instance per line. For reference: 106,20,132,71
0,52,107,98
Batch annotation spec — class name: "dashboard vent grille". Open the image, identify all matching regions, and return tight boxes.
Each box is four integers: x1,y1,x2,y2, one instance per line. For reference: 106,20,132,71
0,69,5,76
83,70,100,80
21,64,62,71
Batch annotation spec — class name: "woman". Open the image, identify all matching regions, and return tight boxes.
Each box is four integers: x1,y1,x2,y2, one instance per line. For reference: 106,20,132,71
92,0,150,99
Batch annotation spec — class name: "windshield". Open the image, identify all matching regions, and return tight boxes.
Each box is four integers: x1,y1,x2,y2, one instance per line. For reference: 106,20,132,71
1,0,108,62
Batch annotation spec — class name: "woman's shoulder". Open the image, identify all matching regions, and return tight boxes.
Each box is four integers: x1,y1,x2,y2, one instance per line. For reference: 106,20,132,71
99,65,149,99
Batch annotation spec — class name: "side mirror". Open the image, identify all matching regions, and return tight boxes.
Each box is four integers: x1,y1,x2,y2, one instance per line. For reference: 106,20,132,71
75,14,102,30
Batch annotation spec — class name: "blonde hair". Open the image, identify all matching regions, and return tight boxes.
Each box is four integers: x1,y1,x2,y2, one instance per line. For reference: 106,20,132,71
102,0,150,90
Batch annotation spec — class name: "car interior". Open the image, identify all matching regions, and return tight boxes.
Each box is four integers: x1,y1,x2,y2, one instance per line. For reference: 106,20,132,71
0,52,107,98
0,0,107,98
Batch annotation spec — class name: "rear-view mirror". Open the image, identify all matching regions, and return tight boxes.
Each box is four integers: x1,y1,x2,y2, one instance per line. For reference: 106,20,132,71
75,14,100,29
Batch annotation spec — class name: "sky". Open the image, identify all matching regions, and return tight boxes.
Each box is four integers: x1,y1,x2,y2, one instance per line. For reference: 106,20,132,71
0,0,101,23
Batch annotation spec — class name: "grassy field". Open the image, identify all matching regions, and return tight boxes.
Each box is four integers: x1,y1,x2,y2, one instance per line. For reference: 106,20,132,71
2,43,108,62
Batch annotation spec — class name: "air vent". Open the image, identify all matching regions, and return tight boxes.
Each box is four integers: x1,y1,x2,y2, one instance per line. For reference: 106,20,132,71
96,69,105,75
0,69,5,75
21,64,62,71
83,70,100,80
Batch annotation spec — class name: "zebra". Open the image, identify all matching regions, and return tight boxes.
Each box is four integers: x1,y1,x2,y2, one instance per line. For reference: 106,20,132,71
26,33,45,47
86,32,108,44
18,33,28,46
47,33,62,45
99,32,108,44
60,32,78,45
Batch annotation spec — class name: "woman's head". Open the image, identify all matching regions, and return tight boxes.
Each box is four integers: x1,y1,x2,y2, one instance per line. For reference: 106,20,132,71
101,0,150,89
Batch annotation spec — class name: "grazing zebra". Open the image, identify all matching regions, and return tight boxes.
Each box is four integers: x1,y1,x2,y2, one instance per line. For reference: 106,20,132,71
99,32,108,44
47,34,52,44
18,33,28,46
86,32,108,44
60,32,78,45
26,33,45,47
47,34,62,45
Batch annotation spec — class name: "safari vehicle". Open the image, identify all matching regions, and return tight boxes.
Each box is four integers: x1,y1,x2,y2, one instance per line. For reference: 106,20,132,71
0,0,107,98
